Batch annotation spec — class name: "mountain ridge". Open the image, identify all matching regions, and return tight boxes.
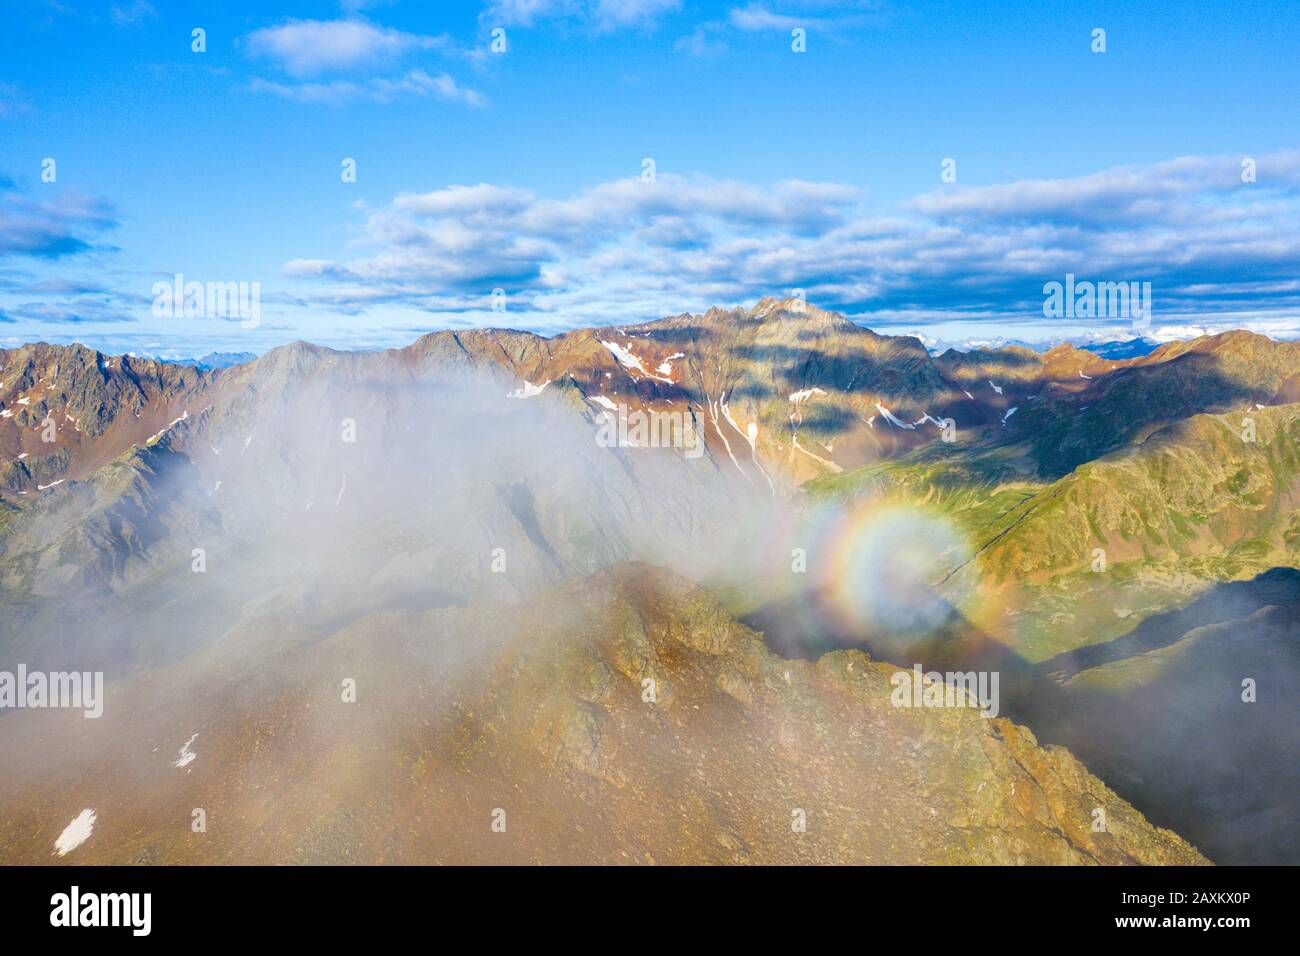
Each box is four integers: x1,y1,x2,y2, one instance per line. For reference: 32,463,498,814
7,301,1296,500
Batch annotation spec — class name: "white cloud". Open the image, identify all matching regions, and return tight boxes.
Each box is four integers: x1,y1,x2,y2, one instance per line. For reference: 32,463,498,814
913,150,1300,221
246,18,447,77
110,0,155,26
728,1,885,33
249,69,483,107
675,24,728,57
729,4,808,30
481,0,574,28
281,149,1300,334
678,2,885,58
394,184,534,216
367,70,482,107
592,0,681,30
482,0,681,32
242,17,481,108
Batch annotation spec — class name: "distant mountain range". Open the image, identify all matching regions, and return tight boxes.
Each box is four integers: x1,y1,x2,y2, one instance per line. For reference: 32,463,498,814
159,351,258,371
0,298,1294,863
1080,337,1162,360
6,299,1293,499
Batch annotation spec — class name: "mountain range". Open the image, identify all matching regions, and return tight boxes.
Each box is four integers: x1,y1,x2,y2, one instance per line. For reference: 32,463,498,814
0,298,1294,864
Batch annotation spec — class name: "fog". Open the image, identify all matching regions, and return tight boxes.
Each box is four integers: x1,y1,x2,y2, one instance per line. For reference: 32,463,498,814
3,355,1289,863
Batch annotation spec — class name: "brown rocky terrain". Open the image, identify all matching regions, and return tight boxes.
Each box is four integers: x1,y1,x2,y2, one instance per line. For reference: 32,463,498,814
2,299,1294,866
0,343,209,495
0,565,1207,865
5,301,1299,500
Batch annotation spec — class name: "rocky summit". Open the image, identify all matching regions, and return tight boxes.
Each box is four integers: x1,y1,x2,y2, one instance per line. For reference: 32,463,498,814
0,565,1206,865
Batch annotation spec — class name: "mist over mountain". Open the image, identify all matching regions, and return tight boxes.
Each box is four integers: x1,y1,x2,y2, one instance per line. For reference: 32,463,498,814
1,298,1295,864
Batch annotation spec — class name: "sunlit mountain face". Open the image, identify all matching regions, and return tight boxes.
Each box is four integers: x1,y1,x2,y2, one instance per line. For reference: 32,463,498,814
1,2,1297,871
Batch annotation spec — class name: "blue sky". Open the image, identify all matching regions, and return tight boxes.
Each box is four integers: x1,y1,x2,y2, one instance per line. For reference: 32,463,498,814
1,0,1299,357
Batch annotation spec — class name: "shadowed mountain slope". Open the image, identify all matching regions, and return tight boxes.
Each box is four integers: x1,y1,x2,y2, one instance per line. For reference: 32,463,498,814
5,305,1297,502
1027,570,1300,865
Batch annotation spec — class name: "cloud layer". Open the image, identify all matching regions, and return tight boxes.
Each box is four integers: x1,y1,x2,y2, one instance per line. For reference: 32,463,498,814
0,182,118,260
281,148,1300,335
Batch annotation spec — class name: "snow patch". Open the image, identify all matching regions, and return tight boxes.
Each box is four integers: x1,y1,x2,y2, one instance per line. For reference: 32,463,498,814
146,410,188,446
875,402,916,429
599,340,673,383
507,379,550,399
173,733,199,769
705,391,752,487
55,809,96,856
655,352,686,376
